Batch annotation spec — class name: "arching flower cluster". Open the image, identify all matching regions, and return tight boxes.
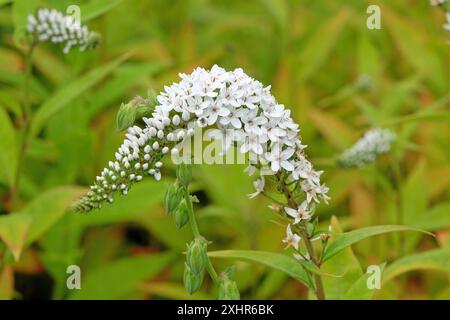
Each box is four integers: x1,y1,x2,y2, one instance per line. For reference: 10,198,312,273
73,65,329,220
338,128,396,168
27,8,100,53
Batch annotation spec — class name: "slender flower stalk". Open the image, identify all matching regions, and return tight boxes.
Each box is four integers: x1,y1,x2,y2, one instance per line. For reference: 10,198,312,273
11,8,100,208
338,128,396,168
11,44,34,208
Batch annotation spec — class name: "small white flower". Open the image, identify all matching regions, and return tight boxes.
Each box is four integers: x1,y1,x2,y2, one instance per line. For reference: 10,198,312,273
244,164,256,176
186,96,209,116
242,110,267,134
248,176,265,199
282,224,301,250
265,144,295,172
240,132,267,155
263,121,286,142
204,99,230,125
284,201,312,224
219,107,243,129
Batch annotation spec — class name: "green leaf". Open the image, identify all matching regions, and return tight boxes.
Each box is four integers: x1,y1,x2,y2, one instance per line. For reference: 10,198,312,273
208,250,314,289
69,252,176,299
343,263,386,300
402,160,428,225
323,225,431,262
24,186,85,245
86,62,166,118
319,216,363,300
254,270,288,299
411,203,450,231
0,106,17,186
383,248,450,284
116,101,138,132
29,54,130,138
0,213,32,261
0,186,84,261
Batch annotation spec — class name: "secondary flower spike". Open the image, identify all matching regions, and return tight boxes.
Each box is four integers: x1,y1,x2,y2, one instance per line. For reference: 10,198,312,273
27,8,100,53
338,128,396,168
72,65,329,212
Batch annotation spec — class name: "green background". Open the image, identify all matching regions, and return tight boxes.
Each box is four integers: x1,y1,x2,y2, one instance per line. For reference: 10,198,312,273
0,0,449,299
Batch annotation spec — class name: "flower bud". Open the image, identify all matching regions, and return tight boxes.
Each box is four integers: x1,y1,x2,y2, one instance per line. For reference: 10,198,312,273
186,237,208,275
218,278,240,300
116,96,155,132
116,96,143,132
176,162,192,188
163,183,183,214
174,199,190,229
183,263,204,295
320,232,331,243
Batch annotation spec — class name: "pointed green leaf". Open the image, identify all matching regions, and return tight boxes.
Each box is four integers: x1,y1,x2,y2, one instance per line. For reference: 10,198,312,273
208,250,314,289
343,263,386,300
323,225,431,262
411,203,450,231
0,186,84,261
29,54,129,138
24,186,85,245
0,213,32,261
383,248,450,284
320,216,363,300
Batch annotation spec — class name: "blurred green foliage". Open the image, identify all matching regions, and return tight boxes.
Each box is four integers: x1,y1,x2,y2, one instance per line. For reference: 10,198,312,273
0,0,449,300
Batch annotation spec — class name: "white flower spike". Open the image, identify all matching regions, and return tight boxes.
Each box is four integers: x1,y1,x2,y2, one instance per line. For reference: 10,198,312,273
338,128,396,168
73,65,329,212
27,8,100,53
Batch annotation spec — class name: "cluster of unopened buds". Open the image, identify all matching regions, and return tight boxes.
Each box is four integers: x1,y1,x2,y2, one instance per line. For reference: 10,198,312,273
338,128,396,168
27,8,100,53
73,65,330,257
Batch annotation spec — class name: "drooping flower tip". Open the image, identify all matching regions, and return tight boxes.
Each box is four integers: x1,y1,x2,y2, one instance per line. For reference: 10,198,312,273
27,8,100,53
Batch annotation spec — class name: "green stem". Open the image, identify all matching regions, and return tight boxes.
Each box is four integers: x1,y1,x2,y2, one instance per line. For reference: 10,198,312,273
11,44,35,208
277,173,326,300
392,158,405,255
261,191,285,206
182,187,220,284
